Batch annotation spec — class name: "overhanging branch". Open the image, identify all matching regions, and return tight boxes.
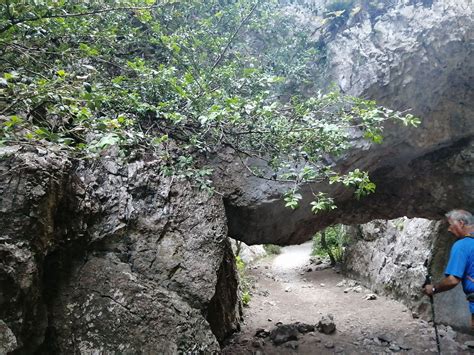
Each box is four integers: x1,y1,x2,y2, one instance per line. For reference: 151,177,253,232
0,4,161,34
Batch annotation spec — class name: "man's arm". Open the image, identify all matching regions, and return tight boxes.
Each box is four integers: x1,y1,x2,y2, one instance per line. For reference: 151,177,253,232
423,275,461,296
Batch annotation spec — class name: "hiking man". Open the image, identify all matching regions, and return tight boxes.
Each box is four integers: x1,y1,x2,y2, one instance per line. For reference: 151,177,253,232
423,209,474,327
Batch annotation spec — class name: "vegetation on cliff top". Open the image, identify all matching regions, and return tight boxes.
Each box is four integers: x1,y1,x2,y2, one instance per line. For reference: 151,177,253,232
0,0,419,210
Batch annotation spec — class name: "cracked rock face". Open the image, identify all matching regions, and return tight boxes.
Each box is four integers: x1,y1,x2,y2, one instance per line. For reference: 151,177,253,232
344,218,438,313
223,0,474,245
46,255,220,353
0,146,240,353
0,146,72,353
344,217,473,329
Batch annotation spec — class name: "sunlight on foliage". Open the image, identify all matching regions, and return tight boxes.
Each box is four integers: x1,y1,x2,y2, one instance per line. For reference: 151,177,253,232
310,192,337,214
235,255,252,307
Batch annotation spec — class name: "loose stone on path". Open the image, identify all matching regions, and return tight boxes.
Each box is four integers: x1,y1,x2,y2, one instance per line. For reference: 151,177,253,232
317,314,336,335
223,241,474,355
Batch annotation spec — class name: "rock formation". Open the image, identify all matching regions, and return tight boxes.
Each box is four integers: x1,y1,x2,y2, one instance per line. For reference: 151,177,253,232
344,217,473,330
0,145,241,353
224,0,474,245
1,0,473,351
344,219,438,314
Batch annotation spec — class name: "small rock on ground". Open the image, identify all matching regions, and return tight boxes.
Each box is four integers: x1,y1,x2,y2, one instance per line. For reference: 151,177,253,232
317,314,336,334
324,341,335,349
255,328,270,338
270,324,299,345
285,341,299,350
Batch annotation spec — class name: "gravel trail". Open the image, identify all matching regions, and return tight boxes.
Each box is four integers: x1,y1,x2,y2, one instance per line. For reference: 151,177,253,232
223,242,474,354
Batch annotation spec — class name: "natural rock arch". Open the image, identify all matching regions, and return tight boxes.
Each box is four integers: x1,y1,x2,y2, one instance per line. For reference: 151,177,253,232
223,0,474,246
0,1,472,353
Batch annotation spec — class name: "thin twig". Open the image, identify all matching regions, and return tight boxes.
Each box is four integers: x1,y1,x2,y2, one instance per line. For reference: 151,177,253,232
0,5,161,34
209,1,259,73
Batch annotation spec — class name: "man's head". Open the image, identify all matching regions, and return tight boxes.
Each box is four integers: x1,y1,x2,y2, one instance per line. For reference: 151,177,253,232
446,209,474,237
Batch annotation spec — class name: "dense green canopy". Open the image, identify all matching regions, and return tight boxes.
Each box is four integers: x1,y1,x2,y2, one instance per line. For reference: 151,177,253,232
0,0,419,210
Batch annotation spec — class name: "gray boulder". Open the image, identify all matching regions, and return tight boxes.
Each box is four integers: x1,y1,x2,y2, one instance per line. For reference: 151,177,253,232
0,146,241,353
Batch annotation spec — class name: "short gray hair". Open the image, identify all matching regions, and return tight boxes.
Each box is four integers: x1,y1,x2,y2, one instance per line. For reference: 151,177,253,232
446,209,474,226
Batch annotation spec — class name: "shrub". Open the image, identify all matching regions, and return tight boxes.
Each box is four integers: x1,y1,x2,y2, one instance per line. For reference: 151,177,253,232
264,244,282,255
311,225,348,264
235,255,252,306
241,291,251,306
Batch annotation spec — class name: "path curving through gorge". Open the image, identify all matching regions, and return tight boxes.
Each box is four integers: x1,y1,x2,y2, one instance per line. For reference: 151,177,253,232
224,242,474,354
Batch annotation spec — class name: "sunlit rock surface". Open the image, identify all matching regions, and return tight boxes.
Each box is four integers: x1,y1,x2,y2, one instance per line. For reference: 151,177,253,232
344,218,437,315
224,0,474,245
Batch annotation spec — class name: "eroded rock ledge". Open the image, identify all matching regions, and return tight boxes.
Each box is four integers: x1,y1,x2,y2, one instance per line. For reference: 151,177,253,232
0,145,241,353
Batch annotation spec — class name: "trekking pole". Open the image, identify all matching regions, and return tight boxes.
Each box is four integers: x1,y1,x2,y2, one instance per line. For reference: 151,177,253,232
423,259,441,354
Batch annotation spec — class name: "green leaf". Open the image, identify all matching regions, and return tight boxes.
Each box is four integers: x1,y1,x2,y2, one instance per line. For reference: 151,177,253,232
96,133,120,149
310,192,336,214
284,191,303,210
152,134,169,145
3,72,17,80
112,76,125,84
4,115,22,128
79,43,99,56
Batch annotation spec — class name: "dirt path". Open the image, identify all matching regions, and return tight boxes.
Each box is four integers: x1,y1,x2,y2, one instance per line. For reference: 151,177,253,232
223,242,474,354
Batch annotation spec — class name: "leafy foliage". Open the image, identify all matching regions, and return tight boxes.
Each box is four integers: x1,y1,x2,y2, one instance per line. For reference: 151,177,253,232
284,190,303,210
263,244,282,255
310,192,337,214
312,224,348,263
241,291,251,306
235,255,251,306
0,0,420,205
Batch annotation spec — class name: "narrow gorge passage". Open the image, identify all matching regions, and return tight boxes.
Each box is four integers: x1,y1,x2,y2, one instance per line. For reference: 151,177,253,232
224,242,474,354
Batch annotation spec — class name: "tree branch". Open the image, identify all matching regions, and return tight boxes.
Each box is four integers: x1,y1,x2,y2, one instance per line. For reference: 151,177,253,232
0,5,160,34
209,1,259,73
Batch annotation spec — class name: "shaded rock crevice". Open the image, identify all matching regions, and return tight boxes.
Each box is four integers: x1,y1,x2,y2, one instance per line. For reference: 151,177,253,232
207,237,242,344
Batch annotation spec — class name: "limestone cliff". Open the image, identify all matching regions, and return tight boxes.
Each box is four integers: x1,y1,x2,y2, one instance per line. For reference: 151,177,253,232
344,217,472,330
224,0,473,245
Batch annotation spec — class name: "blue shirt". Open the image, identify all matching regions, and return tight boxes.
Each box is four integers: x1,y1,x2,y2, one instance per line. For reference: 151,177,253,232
445,234,474,294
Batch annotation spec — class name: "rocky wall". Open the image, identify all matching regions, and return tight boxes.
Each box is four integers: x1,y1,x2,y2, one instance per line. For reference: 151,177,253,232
0,145,241,353
222,0,474,246
344,217,471,330
0,145,73,353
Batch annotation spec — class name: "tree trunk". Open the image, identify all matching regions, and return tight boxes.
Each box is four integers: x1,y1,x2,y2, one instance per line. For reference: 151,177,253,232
320,231,336,266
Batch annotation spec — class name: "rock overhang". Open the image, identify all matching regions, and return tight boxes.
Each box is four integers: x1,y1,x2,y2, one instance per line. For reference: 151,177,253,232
223,0,474,245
